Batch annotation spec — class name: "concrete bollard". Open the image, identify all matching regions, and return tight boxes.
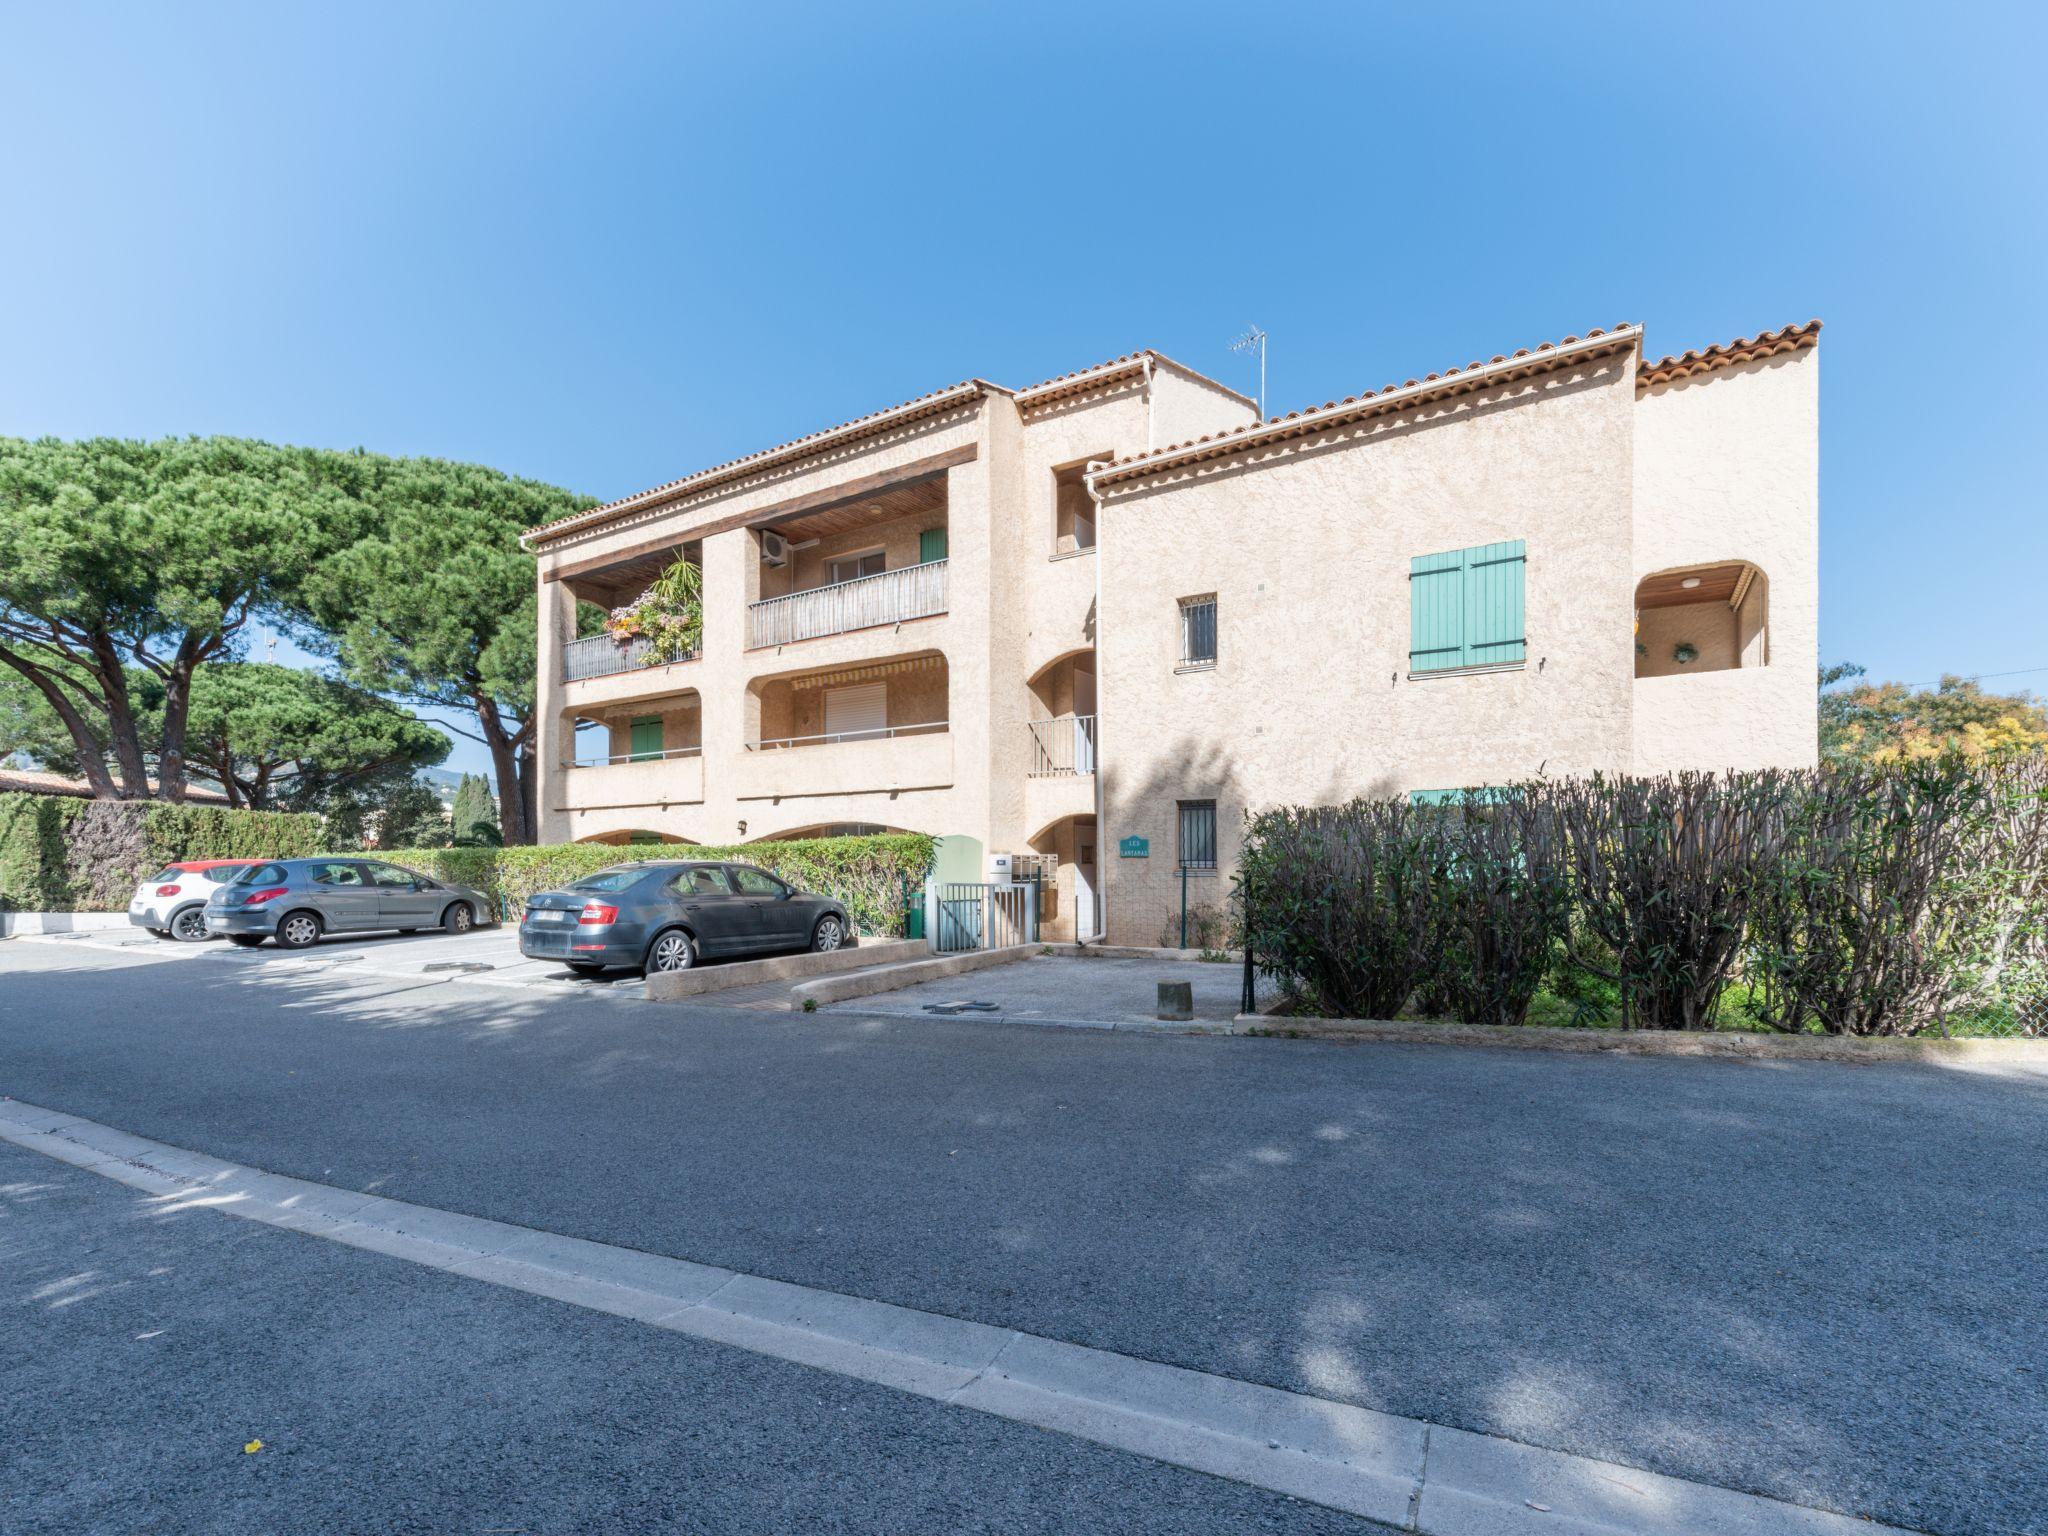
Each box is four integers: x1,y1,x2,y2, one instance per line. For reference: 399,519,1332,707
1157,980,1193,1021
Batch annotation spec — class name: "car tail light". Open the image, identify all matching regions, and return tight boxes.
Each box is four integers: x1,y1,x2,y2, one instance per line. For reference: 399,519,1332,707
242,886,288,906
156,884,182,897
577,902,618,926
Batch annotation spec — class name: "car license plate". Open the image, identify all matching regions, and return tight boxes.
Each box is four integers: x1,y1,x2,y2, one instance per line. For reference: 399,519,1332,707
529,909,575,924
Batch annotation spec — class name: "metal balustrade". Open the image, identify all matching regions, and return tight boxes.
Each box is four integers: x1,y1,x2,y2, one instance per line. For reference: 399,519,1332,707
1027,714,1097,776
747,560,948,649
562,634,699,682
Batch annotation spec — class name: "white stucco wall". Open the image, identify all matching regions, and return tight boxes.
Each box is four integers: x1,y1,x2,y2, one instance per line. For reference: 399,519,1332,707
1093,354,1640,944
1630,348,1819,773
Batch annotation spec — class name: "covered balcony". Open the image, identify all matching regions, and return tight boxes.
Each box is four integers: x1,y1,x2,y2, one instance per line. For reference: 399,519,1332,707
554,540,703,683
738,652,952,801
558,692,704,812
746,470,949,649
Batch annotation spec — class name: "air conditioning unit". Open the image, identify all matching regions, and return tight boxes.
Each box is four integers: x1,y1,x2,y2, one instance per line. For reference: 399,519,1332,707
760,531,791,567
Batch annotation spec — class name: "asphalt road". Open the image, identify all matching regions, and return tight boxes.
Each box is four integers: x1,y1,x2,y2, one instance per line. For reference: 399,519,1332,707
3,935,2043,1536
0,1140,1383,1535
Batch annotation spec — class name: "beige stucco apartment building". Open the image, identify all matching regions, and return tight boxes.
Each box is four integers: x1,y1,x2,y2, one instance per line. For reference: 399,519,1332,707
523,319,1820,945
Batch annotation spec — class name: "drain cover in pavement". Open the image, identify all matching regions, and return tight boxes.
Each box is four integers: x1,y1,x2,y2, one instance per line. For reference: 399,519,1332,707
423,961,495,974
922,1001,1001,1015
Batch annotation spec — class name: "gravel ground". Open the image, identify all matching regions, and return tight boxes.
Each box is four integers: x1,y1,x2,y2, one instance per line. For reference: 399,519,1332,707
3,937,2044,1536
0,1140,1383,1535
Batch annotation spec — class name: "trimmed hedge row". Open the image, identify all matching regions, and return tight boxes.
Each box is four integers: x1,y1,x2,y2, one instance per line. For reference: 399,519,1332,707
0,793,325,912
374,835,937,934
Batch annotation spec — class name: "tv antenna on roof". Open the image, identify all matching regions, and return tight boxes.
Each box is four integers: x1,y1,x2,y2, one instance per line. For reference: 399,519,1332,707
1230,324,1267,418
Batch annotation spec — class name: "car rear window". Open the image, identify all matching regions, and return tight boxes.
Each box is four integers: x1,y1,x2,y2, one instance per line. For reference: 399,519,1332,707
567,867,651,893
148,866,184,884
236,864,289,885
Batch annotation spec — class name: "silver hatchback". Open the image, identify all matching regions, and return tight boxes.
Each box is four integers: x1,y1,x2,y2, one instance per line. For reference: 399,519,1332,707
204,858,491,950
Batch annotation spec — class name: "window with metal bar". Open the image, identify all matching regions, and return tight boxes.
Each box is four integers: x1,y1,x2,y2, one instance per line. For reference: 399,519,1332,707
1177,799,1218,870
1179,595,1217,668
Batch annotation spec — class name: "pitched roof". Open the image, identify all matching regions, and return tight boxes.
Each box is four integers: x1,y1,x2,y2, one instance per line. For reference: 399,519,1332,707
523,348,1254,546
1636,320,1822,391
0,768,231,803
1090,326,1644,489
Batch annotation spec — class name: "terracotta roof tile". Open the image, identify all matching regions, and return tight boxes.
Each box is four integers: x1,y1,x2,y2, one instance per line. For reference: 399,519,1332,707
523,379,988,542
1091,325,1641,487
0,768,230,803
1636,320,1822,391
527,347,1257,545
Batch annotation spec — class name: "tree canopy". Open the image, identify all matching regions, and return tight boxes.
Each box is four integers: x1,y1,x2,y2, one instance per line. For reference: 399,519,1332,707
0,434,593,841
179,662,450,811
288,455,595,843
1820,663,2048,764
0,436,359,800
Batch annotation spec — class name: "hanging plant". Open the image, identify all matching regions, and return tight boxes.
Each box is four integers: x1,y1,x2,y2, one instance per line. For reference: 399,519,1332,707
605,554,703,665
1672,641,1699,665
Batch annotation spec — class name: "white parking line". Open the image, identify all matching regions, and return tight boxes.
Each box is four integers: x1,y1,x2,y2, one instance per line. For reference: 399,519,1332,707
0,1098,1914,1536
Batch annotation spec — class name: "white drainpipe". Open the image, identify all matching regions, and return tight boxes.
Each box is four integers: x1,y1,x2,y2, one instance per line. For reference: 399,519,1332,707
1086,457,1112,945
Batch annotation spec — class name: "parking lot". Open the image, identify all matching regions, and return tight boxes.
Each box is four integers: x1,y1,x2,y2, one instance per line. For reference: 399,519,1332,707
12,922,656,999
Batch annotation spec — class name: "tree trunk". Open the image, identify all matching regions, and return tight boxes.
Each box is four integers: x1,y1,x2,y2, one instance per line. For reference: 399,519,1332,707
0,649,120,798
85,632,153,798
475,692,536,845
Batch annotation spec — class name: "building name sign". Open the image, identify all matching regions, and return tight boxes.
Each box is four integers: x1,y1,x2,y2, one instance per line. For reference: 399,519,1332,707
1118,835,1149,858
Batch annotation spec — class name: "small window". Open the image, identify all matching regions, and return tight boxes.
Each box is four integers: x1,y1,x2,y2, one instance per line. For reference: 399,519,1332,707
236,864,288,885
729,866,790,898
828,550,886,585
1053,460,1102,554
569,867,654,892
823,681,888,742
365,863,420,888
1179,596,1217,669
1177,800,1218,870
310,862,364,887
672,866,732,896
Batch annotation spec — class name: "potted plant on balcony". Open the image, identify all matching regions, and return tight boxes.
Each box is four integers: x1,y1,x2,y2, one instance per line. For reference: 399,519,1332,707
605,554,703,666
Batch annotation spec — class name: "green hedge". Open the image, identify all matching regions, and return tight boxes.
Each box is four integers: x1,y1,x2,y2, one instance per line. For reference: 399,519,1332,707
0,793,326,911
373,834,937,935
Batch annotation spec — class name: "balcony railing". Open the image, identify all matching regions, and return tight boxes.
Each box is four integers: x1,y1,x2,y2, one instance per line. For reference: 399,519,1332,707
565,746,703,769
749,720,949,752
748,559,947,649
1028,714,1097,776
562,634,700,682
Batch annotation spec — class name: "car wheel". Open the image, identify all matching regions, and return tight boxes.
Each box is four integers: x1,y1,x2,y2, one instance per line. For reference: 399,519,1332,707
275,911,323,950
442,902,474,935
646,929,695,973
229,935,266,949
170,907,210,943
567,961,607,978
811,914,846,952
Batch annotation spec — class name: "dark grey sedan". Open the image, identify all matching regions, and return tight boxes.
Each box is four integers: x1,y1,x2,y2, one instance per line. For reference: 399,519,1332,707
518,861,852,976
205,858,491,949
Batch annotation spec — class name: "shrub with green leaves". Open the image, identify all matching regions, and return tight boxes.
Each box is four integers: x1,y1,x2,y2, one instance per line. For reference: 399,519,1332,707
1237,799,1437,1018
0,792,324,910
373,834,936,935
1420,796,1573,1029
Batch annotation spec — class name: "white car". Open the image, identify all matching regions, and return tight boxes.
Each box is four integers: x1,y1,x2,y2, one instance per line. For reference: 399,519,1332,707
127,860,262,942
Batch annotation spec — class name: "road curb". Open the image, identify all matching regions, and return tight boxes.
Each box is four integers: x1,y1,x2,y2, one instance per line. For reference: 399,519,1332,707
792,944,1037,1007
0,1096,1922,1536
645,937,927,1001
1230,1013,2046,1063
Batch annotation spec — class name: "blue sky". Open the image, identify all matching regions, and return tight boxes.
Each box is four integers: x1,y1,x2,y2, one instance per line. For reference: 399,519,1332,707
4,2,2044,780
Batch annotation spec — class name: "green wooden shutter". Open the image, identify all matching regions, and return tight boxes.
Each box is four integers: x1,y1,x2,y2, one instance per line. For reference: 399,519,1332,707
1409,549,1465,672
1410,540,1525,672
1462,540,1526,668
919,527,948,564
628,716,663,762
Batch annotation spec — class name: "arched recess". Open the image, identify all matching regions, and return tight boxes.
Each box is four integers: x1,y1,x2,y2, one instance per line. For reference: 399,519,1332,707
574,829,694,846
749,822,916,842
1635,561,1769,678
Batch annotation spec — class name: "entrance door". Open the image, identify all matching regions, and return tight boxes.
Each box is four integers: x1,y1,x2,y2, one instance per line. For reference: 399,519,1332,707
1074,838,1097,941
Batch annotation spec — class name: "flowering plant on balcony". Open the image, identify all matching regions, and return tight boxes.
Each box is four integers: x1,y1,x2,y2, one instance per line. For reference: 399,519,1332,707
604,554,703,665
